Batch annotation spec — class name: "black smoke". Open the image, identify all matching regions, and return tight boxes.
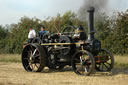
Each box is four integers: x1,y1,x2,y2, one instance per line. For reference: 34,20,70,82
78,0,110,21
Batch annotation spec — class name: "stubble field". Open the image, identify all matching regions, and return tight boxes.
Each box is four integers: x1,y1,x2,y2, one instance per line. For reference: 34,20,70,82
0,54,128,85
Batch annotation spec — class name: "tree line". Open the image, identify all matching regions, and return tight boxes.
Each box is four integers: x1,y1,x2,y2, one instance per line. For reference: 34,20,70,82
0,10,128,55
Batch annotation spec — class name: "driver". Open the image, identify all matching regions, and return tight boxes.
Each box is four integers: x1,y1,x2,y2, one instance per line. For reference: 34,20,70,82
74,25,87,41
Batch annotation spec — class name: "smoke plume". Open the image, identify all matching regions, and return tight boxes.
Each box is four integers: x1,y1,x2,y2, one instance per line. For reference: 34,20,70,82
78,0,110,21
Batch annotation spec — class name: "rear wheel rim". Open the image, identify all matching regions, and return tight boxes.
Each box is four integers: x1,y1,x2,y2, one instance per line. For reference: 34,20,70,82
22,45,42,72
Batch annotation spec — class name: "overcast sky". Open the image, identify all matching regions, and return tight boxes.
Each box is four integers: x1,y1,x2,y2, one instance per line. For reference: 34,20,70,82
0,0,128,25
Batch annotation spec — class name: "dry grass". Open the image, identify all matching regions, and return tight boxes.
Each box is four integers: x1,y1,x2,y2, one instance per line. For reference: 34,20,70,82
0,62,128,85
0,54,128,85
0,54,21,62
0,54,128,67
115,55,128,64
114,55,128,68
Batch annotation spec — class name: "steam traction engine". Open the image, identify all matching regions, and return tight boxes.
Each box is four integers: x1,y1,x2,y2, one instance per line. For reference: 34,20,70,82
21,7,114,76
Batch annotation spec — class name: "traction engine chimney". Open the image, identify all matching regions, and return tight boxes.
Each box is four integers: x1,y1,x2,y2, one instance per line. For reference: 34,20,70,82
87,7,95,41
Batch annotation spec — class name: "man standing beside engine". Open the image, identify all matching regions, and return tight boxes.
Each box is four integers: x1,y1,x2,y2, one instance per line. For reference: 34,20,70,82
27,27,36,43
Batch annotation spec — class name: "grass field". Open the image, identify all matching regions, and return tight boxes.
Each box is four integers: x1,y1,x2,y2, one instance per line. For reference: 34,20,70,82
0,54,128,85
0,54,21,62
0,54,128,67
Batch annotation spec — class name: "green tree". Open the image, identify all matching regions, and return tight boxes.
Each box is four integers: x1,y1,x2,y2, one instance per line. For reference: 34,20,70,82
0,25,8,53
5,17,41,53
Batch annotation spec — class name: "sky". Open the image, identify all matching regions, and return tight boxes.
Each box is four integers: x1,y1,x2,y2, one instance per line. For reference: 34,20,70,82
0,0,128,25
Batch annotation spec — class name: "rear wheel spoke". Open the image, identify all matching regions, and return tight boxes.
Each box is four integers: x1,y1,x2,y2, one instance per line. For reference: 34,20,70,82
34,54,40,58
30,64,34,70
26,64,30,69
35,63,39,69
30,46,34,51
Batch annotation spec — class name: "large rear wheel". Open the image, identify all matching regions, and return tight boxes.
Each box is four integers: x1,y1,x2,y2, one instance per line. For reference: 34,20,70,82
22,44,46,72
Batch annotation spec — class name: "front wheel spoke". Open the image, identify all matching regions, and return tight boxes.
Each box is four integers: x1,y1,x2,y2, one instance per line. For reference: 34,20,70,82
107,56,111,59
101,63,104,70
81,65,84,74
105,62,111,66
80,56,83,65
103,63,109,70
84,66,88,72
76,66,83,72
96,64,100,68
74,58,80,62
99,63,102,71
76,65,86,74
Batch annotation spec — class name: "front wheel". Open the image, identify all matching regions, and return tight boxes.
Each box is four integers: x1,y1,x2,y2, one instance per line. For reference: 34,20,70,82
71,50,95,76
95,49,114,72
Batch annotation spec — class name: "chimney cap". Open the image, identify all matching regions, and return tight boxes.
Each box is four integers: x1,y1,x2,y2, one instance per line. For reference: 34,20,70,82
87,7,95,12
